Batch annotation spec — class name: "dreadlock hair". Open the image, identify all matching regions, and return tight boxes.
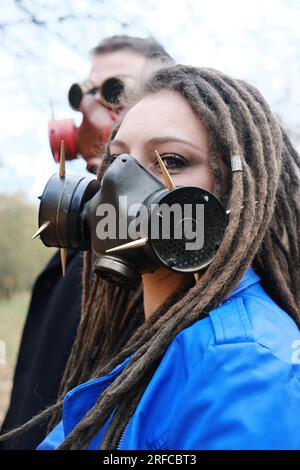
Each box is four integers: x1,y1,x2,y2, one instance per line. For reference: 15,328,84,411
1,64,299,449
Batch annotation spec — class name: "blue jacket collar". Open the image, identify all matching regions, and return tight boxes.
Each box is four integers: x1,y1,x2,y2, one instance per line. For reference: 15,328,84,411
225,266,260,300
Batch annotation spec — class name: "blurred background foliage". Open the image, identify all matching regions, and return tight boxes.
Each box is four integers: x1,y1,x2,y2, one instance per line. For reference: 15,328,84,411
0,193,54,299
0,192,53,422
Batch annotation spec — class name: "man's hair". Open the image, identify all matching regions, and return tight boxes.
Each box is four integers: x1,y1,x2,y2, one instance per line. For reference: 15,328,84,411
91,34,173,62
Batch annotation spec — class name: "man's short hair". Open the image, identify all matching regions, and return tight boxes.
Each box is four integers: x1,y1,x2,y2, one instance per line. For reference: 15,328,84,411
91,35,173,63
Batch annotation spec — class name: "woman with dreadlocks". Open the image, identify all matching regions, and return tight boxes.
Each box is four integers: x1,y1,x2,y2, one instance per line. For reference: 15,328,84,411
1,64,300,450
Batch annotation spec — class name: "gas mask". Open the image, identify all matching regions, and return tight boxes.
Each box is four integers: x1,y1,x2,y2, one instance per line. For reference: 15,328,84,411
35,150,228,288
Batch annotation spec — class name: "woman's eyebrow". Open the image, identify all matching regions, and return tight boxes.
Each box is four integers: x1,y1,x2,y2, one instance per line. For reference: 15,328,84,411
147,136,206,154
109,136,207,154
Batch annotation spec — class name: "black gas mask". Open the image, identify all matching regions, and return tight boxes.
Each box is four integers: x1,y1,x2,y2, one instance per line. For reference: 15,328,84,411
36,153,228,288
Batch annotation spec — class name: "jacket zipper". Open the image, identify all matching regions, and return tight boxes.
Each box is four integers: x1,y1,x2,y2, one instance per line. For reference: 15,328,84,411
116,418,132,450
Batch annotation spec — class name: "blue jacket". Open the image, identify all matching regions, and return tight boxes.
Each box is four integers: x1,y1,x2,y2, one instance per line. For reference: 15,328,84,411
37,267,300,450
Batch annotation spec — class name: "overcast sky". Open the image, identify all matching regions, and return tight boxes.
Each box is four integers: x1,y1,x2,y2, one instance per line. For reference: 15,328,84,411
0,0,299,202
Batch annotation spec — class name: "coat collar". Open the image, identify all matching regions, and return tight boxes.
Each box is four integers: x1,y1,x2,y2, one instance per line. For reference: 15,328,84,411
225,266,260,300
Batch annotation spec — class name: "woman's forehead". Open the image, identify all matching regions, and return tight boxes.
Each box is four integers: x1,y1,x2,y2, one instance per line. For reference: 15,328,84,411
114,90,208,145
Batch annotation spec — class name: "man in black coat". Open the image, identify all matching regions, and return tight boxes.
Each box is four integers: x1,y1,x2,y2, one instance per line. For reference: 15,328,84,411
0,35,172,449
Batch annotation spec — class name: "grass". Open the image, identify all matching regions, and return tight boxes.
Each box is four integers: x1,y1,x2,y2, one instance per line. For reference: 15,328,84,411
0,292,29,425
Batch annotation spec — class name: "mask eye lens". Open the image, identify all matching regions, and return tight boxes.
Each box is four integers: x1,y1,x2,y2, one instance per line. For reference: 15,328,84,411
101,77,124,106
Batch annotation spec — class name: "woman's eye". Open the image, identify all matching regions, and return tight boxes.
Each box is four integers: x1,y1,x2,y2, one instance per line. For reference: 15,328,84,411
103,152,189,172
154,153,188,171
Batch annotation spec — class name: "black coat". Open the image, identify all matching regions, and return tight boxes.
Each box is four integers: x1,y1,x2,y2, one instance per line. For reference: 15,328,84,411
0,249,83,450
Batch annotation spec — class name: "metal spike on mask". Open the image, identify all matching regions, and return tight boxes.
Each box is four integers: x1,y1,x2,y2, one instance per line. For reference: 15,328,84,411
105,237,148,254
154,150,175,191
32,221,50,239
60,248,67,277
59,139,66,178
59,140,67,276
